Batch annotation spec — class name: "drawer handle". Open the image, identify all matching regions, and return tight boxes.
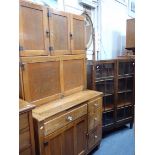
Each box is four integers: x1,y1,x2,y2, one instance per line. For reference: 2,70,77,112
94,117,98,121
66,116,73,121
94,104,98,107
95,135,98,139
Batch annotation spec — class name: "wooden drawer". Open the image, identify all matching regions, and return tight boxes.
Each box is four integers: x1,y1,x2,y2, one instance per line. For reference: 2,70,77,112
88,111,102,131
19,129,31,151
88,126,102,150
19,113,29,131
88,98,102,114
44,104,87,136
20,147,32,155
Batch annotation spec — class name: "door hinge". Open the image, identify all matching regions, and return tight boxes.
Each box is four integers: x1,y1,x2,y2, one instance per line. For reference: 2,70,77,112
20,62,25,70
47,11,52,17
49,46,53,51
19,45,23,51
44,141,48,146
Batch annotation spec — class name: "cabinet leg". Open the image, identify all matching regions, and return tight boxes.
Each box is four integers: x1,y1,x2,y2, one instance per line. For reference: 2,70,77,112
130,122,133,129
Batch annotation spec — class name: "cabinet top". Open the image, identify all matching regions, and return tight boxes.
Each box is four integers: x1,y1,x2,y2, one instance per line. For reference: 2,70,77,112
19,99,35,114
32,90,103,121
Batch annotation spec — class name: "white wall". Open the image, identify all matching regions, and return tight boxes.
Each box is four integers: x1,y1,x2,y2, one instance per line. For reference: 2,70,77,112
29,0,133,60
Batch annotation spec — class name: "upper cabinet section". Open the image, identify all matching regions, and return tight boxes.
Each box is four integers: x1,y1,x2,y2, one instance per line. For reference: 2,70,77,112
19,1,86,56
19,1,49,56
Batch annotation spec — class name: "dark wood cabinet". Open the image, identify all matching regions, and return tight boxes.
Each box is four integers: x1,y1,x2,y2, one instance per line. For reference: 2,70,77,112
87,57,135,132
19,0,49,56
19,99,36,155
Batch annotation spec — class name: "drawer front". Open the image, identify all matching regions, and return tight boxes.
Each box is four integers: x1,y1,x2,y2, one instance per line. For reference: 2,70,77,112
44,104,87,136
88,98,102,114
88,111,102,131
20,147,32,155
19,113,29,131
19,129,31,151
88,126,102,150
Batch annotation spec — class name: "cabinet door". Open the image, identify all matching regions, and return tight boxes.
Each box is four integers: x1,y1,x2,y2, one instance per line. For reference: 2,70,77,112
48,9,71,55
20,57,61,106
44,115,87,155
70,14,85,54
20,1,49,56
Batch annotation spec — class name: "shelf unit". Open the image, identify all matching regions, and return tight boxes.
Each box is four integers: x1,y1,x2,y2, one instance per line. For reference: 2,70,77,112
87,57,135,132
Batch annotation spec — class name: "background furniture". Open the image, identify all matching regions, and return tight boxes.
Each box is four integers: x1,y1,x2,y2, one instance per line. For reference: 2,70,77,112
87,57,135,133
126,18,135,50
19,99,36,155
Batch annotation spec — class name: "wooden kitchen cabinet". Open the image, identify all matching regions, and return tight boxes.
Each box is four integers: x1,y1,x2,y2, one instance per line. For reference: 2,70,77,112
19,99,36,155
19,0,49,56
20,54,86,106
32,90,103,155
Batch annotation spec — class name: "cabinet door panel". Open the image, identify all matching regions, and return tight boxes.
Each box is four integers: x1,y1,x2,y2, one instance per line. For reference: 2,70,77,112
76,117,87,155
70,14,85,54
20,1,49,56
63,57,86,96
21,59,61,106
49,9,71,55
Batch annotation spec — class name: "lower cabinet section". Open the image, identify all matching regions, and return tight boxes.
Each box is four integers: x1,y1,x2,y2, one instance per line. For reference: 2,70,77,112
44,115,87,155
87,126,102,153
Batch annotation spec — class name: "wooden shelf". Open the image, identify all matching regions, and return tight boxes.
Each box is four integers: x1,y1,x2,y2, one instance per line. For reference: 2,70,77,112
95,76,114,83
103,104,114,112
118,89,132,94
117,102,132,108
103,93,114,97
118,74,133,79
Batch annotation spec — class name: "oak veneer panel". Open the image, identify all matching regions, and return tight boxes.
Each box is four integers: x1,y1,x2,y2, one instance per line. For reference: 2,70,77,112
70,14,85,54
21,57,61,106
48,9,71,55
63,59,84,92
20,1,49,56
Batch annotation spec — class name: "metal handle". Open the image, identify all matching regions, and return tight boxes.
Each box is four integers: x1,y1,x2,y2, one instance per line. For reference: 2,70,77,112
66,116,73,121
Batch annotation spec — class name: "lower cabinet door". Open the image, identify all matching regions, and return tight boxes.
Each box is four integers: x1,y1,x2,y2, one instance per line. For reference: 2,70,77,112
44,115,87,155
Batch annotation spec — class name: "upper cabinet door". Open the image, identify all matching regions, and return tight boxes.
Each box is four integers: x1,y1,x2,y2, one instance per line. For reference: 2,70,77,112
48,9,71,55
70,14,85,54
19,1,49,56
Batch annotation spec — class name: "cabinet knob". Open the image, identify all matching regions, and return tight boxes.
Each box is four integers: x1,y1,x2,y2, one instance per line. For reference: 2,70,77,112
94,117,97,121
66,116,73,121
95,135,98,139
94,103,98,107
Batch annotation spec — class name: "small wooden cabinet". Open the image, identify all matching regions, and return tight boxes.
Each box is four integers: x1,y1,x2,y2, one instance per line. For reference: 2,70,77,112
32,90,103,155
19,0,85,56
126,19,135,49
19,99,36,155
